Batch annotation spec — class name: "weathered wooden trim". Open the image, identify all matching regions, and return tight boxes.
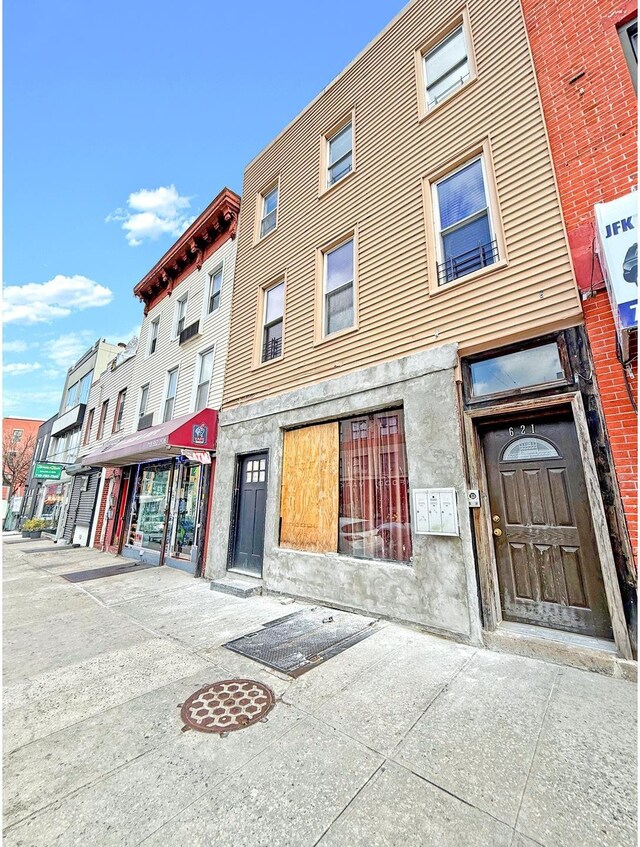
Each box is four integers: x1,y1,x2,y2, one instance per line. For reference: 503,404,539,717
570,392,633,660
465,389,633,660
463,412,501,630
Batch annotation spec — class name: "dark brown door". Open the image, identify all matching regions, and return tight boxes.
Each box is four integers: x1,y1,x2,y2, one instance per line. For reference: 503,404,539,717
481,412,612,639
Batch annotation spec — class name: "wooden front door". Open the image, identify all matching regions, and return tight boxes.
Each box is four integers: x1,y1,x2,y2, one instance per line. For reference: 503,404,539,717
231,453,268,575
481,412,612,639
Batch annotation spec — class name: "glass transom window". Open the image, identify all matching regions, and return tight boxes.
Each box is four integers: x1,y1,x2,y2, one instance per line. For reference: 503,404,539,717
469,343,565,397
434,156,497,284
424,25,470,109
327,122,353,187
324,237,354,335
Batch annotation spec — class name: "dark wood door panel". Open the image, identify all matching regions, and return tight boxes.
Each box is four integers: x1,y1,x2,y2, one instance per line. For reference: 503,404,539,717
481,412,612,639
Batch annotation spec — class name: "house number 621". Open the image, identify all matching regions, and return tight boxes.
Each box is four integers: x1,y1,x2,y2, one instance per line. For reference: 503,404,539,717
508,424,535,436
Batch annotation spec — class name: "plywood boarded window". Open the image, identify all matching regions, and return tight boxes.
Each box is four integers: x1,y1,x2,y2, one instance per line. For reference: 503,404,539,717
280,423,339,552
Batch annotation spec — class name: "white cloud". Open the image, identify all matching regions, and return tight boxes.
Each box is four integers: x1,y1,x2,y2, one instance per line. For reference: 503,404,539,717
3,340,31,353
43,330,96,370
3,361,42,376
3,389,61,416
3,275,113,326
107,185,195,246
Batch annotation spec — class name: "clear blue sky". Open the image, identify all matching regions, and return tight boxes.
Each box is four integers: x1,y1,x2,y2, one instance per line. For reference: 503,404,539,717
3,0,406,420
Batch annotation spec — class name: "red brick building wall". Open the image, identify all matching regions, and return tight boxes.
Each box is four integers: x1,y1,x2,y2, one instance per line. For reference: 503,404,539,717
522,0,638,558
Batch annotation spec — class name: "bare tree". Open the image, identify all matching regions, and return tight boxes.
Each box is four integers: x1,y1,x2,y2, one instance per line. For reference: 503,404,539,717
3,432,36,526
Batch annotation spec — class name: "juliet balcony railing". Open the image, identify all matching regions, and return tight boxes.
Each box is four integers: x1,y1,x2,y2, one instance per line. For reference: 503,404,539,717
262,336,282,363
437,239,498,286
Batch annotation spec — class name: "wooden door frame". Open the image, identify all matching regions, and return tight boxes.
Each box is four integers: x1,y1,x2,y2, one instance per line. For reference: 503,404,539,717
463,391,633,659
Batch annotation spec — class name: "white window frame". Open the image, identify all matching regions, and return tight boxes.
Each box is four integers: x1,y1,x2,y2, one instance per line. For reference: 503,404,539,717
257,181,279,240
326,120,353,189
207,266,223,316
112,388,127,433
147,317,160,356
192,347,215,412
138,383,150,421
261,280,285,363
163,367,179,423
431,153,496,286
322,235,356,338
173,293,189,339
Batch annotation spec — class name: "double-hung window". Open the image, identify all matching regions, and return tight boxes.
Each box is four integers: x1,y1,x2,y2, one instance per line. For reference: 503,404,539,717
326,121,353,187
138,384,149,420
323,236,355,336
148,318,159,355
423,25,470,109
194,349,214,411
618,17,638,90
97,400,109,440
163,368,178,422
208,268,222,314
259,185,278,238
262,281,284,362
112,388,127,433
83,409,94,446
433,155,496,285
174,295,188,337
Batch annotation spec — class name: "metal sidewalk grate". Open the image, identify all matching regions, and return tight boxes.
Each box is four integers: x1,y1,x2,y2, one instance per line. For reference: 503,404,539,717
224,606,378,677
60,562,159,582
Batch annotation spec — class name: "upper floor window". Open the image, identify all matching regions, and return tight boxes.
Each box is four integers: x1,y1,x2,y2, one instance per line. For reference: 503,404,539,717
260,184,278,238
323,236,355,336
112,388,127,433
97,400,109,440
208,268,223,314
148,318,159,355
194,349,214,411
66,381,80,410
432,155,497,285
11,429,23,442
79,370,93,405
163,368,178,422
262,281,284,362
618,17,638,91
83,409,94,446
138,384,149,420
174,295,188,338
423,24,470,110
326,121,353,188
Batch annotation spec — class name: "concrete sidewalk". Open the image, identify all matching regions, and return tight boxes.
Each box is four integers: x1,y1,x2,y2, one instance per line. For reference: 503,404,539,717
2,538,637,846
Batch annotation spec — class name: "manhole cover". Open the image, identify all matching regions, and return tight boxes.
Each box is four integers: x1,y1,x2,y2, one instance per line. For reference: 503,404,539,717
180,679,275,734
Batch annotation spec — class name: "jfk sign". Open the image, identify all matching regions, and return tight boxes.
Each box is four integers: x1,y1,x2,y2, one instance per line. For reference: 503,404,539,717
595,192,638,358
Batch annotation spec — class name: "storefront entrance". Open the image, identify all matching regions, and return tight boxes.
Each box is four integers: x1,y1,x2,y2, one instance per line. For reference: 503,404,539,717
124,458,205,571
480,412,612,639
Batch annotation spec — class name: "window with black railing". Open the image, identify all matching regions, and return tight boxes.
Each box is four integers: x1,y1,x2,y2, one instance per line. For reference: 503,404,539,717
262,281,284,362
434,155,498,285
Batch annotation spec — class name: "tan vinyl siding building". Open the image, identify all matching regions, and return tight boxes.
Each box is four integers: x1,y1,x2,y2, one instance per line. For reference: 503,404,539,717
207,0,632,661
223,0,581,409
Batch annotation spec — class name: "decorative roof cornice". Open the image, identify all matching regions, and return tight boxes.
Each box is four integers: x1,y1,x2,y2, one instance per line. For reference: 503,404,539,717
133,187,241,313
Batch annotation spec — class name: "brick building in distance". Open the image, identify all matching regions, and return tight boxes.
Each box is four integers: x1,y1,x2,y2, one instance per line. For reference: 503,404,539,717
522,0,638,637
2,417,44,528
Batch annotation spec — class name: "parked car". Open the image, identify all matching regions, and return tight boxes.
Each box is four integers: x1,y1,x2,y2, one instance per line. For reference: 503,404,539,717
338,518,384,559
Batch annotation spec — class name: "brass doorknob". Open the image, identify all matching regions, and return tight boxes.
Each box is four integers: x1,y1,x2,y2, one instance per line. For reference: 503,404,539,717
493,528,503,537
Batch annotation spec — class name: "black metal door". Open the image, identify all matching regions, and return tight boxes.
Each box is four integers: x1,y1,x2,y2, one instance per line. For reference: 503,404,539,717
232,454,268,575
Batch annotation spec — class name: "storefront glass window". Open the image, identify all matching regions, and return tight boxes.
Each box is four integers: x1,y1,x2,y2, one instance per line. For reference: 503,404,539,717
170,463,201,559
127,462,171,551
338,409,412,563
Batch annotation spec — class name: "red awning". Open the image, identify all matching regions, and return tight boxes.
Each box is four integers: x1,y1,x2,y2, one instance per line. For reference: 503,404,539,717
81,409,218,468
